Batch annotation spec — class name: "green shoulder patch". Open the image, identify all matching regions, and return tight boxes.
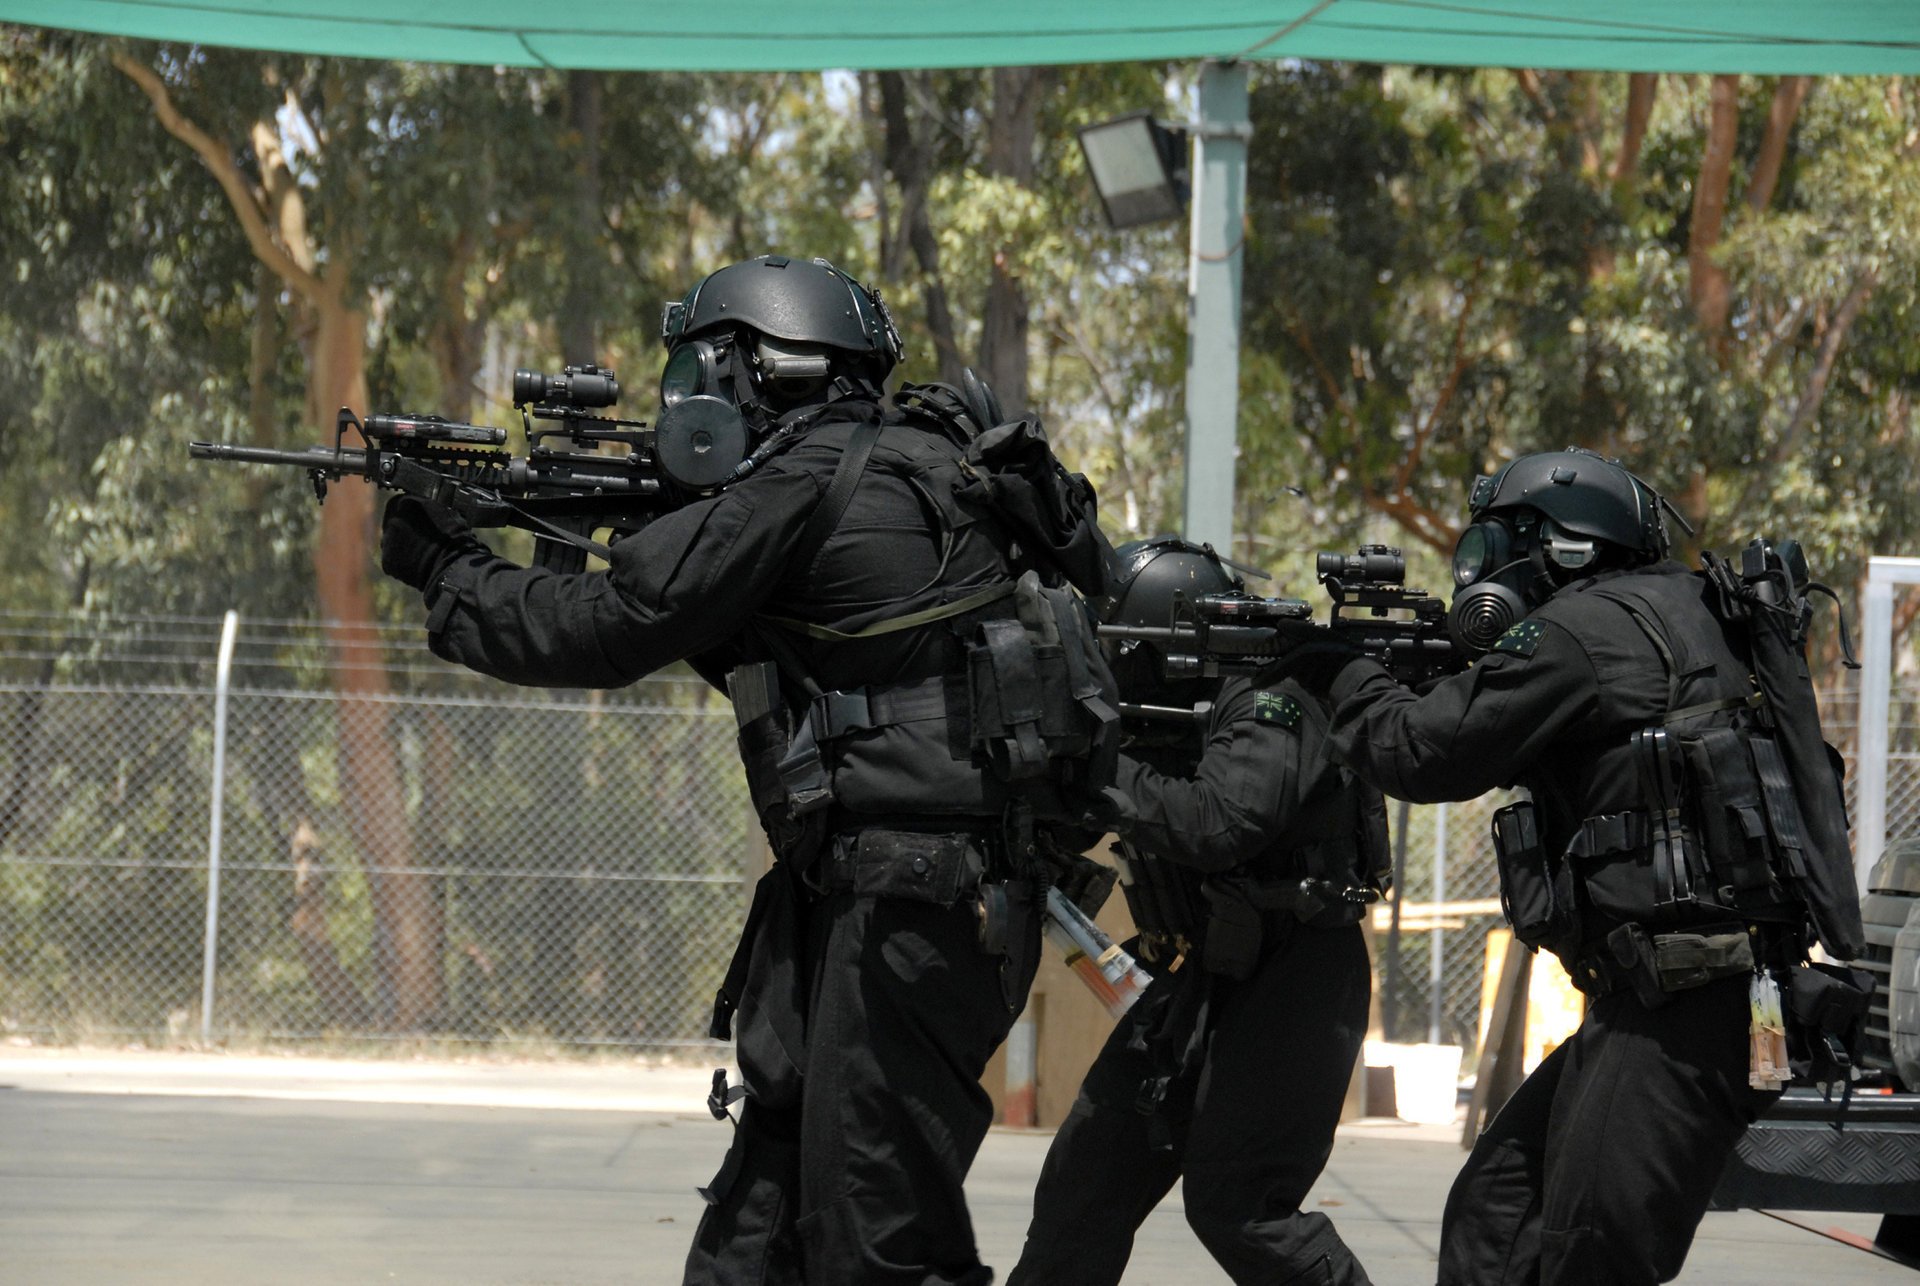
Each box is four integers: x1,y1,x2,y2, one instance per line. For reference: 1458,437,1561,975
1491,618,1548,658
1254,691,1303,728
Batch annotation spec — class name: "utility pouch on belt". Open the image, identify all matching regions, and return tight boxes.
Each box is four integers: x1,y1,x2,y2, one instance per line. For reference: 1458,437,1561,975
1600,923,1753,1010
819,828,986,905
1785,961,1875,1085
1492,799,1575,952
1199,879,1263,981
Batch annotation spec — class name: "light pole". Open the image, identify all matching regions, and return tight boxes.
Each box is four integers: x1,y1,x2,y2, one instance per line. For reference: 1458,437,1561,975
1079,60,1251,553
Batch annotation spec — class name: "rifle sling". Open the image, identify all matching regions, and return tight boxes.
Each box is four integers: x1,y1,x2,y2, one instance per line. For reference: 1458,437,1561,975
759,581,1018,641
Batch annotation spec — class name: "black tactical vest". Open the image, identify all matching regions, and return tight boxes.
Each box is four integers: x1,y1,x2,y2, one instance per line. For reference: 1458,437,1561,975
1118,684,1391,978
1500,566,1851,959
727,406,1118,865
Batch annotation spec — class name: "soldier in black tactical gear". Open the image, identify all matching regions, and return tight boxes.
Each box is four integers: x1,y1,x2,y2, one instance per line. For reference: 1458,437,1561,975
1008,539,1385,1286
378,254,1118,1285
1305,447,1862,1285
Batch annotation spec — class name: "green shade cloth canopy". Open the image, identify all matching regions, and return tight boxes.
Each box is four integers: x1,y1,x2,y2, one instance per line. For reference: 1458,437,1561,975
5,0,1919,73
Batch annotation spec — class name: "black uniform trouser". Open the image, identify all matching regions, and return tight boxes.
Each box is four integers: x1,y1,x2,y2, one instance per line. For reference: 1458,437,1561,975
1439,970,1779,1286
1008,921,1374,1286
684,865,1042,1286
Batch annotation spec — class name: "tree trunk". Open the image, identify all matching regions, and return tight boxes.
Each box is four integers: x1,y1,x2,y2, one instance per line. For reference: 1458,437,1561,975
1747,76,1812,214
307,293,445,1031
1569,72,1605,177
248,261,280,446
117,49,444,1032
1776,272,1878,458
1689,75,1740,354
559,69,603,367
981,67,1048,416
878,71,966,386
1612,74,1658,186
430,230,484,424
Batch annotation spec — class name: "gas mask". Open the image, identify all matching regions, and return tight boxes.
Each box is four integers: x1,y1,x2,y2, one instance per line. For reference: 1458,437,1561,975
652,330,840,493
1447,510,1600,654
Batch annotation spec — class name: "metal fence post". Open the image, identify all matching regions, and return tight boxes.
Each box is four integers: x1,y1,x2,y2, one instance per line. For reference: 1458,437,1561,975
1430,801,1448,1046
1857,557,1920,885
199,609,240,1044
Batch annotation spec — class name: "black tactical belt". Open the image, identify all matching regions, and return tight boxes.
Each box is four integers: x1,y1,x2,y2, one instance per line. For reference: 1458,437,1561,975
1239,875,1379,926
1571,923,1753,1002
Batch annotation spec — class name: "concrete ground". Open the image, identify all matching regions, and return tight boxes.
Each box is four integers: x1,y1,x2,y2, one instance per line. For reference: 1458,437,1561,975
0,1047,1910,1285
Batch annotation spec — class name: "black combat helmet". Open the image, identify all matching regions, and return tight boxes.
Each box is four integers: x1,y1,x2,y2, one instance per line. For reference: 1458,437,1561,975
1469,448,1670,561
651,256,906,488
660,254,902,380
1098,537,1239,707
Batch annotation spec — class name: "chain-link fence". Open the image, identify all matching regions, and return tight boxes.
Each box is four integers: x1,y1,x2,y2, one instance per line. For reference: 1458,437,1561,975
0,610,755,1050
3,609,1916,1062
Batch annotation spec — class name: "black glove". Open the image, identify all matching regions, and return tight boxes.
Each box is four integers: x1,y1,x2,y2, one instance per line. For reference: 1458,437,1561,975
380,495,479,591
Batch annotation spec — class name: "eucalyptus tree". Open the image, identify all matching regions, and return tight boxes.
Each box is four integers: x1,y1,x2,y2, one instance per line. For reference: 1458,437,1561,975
1238,65,1919,628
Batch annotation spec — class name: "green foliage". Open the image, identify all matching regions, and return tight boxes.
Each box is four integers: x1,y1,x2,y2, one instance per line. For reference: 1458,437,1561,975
4,36,1917,1043
1239,65,1920,597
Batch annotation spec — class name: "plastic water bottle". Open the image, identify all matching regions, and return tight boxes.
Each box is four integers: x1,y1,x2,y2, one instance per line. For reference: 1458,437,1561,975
1042,886,1153,1019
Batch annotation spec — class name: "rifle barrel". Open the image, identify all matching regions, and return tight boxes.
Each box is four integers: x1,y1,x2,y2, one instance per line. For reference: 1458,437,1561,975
189,442,370,471
1098,622,1292,654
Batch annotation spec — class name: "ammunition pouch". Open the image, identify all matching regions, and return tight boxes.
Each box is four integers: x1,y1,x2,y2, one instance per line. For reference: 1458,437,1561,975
1543,706,1823,946
1587,568,1863,958
1046,846,1118,919
729,662,831,869
964,570,1120,809
1570,923,1754,1008
1200,880,1266,980
732,656,1016,857
1196,871,1379,981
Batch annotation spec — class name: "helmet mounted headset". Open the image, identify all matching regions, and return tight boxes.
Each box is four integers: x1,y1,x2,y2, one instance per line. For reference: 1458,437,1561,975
1448,446,1694,655
653,255,903,492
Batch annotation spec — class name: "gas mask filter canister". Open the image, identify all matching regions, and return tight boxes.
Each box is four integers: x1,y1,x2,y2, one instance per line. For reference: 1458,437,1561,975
1447,516,1531,655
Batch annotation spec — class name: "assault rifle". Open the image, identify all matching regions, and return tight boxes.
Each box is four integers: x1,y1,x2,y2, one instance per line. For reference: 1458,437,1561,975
1099,545,1462,709
190,365,716,574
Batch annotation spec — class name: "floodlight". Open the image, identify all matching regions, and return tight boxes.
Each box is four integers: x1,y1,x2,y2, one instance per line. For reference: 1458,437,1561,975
1076,111,1190,230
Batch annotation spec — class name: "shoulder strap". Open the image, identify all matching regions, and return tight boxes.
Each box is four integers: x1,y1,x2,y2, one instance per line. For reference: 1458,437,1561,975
789,418,883,581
